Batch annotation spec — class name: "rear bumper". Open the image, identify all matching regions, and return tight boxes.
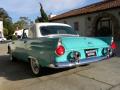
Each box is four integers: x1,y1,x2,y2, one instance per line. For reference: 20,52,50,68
49,56,108,68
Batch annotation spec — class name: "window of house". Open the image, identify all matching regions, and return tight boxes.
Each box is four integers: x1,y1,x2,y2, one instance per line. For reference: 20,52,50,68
64,21,67,24
74,22,79,31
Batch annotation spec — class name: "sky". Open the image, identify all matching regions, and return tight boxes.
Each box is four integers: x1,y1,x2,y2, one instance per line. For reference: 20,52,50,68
0,0,103,22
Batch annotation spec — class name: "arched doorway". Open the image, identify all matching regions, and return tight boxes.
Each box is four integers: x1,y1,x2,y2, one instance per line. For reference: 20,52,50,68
92,12,119,40
95,17,112,37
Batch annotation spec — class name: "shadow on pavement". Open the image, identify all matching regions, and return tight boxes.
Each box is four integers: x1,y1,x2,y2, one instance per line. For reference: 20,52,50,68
114,47,120,57
0,54,72,81
0,49,119,81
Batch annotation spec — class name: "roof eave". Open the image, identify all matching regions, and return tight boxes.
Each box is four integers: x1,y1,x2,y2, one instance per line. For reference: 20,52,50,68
50,6,120,21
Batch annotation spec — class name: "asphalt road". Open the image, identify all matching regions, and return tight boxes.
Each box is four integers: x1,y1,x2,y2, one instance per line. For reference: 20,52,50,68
0,43,120,90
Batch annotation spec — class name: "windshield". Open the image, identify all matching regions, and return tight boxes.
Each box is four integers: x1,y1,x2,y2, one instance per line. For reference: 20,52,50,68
40,26,78,36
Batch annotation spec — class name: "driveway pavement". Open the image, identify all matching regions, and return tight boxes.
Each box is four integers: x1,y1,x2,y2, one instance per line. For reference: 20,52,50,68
0,43,120,90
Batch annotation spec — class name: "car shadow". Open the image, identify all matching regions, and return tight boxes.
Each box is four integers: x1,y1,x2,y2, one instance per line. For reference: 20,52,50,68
115,48,120,57
0,40,11,44
0,50,120,81
0,55,73,81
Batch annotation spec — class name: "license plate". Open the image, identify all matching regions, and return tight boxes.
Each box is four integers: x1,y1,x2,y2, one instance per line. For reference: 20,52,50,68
85,49,96,57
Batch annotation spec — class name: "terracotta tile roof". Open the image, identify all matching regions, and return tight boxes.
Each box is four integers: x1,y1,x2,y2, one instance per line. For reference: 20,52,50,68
50,0,120,21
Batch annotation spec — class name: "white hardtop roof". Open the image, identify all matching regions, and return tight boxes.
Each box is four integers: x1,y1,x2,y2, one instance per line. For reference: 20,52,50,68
35,22,71,27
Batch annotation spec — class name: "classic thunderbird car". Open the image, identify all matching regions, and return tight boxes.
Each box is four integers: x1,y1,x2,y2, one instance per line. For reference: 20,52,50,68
8,23,112,76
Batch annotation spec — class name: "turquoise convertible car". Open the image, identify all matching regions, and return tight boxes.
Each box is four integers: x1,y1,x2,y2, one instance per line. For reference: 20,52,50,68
8,23,112,76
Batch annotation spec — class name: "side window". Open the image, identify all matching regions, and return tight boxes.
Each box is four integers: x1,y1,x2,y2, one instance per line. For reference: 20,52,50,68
22,29,28,39
74,22,79,31
28,26,36,38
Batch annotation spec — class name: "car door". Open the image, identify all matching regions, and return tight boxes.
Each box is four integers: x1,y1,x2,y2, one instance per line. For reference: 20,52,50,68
13,29,29,61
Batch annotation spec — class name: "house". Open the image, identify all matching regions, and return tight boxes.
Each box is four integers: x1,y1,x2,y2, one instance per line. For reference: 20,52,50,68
14,28,29,38
50,0,120,41
14,29,23,36
0,20,4,38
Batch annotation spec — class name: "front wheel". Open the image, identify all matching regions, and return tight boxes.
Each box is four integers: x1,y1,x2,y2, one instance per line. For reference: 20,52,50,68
10,53,17,62
30,58,41,76
9,47,17,62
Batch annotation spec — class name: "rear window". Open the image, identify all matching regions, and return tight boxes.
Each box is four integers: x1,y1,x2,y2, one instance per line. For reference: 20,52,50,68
40,26,77,36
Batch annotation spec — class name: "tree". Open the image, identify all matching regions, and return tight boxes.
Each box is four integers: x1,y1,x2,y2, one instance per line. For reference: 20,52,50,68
35,3,49,22
13,17,31,30
3,28,8,36
35,16,43,23
0,8,9,19
0,8,14,38
40,3,49,22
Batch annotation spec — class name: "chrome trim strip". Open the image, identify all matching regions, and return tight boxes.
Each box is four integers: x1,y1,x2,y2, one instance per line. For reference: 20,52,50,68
52,56,108,68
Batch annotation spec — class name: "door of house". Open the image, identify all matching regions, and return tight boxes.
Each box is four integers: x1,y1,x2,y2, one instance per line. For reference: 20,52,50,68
95,17,112,37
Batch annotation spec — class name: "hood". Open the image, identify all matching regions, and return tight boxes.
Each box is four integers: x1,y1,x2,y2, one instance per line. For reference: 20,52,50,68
61,37,108,50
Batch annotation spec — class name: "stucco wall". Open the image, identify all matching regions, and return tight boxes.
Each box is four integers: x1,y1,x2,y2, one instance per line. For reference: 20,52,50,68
52,8,120,37
52,16,86,36
84,8,120,36
0,21,4,37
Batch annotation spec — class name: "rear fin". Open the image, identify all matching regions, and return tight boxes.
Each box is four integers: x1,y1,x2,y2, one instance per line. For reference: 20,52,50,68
57,38,62,46
55,38,65,56
111,37,117,49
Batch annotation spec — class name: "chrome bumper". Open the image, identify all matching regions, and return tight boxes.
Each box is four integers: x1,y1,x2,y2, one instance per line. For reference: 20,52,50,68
49,56,108,68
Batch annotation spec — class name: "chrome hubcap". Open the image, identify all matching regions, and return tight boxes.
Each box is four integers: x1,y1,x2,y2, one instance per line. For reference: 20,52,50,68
30,58,40,74
10,53,13,61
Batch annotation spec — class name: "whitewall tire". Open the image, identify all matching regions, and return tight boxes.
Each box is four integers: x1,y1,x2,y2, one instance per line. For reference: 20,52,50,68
30,58,41,76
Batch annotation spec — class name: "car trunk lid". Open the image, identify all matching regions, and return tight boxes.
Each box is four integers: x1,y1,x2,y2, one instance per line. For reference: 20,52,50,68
61,37,108,50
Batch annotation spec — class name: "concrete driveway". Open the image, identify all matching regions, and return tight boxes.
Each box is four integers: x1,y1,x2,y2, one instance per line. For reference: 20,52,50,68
0,43,120,90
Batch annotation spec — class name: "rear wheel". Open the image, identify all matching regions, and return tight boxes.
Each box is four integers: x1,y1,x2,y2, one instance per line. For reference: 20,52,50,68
10,53,17,62
9,47,17,62
30,58,41,76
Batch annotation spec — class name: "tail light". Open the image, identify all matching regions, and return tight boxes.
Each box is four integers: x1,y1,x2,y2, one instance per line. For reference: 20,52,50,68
55,45,65,56
111,42,117,49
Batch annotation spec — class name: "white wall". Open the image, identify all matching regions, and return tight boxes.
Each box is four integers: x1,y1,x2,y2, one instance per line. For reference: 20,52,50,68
52,8,120,37
14,30,23,36
0,21,4,37
52,16,86,36
84,8,120,36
